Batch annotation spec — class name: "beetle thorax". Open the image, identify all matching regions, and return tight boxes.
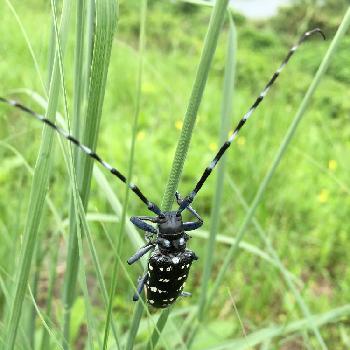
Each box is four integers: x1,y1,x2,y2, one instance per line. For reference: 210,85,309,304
157,211,187,254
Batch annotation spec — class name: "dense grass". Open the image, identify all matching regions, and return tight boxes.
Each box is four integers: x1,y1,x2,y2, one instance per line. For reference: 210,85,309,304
0,0,350,349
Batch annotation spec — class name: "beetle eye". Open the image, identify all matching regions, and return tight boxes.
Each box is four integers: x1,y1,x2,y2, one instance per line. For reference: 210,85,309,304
157,214,166,223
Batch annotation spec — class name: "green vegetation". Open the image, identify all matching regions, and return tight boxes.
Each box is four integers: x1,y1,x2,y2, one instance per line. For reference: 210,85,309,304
0,0,349,349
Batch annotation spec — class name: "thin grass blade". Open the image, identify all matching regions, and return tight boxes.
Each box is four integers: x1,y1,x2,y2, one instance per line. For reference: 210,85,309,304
3,1,72,348
161,0,230,210
61,0,117,346
146,1,230,348
197,11,237,321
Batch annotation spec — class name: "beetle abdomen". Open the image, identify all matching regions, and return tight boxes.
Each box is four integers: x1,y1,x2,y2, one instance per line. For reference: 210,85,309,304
146,249,196,308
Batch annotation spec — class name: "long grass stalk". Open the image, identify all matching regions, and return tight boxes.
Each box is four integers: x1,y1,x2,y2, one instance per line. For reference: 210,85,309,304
126,301,145,350
27,244,43,348
103,1,146,349
145,1,229,348
72,0,87,149
28,288,64,350
161,0,230,210
197,7,350,348
50,0,102,345
61,0,117,347
3,1,72,348
197,12,237,321
27,1,68,347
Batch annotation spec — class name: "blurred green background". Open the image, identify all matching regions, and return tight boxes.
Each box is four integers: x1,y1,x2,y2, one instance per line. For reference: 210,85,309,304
0,0,349,349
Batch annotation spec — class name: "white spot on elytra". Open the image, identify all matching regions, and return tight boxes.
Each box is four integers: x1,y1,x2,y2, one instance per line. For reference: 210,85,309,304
177,276,183,280
169,298,174,301
166,266,172,271
150,286,157,292
149,300,154,304
172,257,180,264
186,264,190,268
159,278,170,282
149,265,153,270
159,267,163,271
163,299,168,302
181,265,185,269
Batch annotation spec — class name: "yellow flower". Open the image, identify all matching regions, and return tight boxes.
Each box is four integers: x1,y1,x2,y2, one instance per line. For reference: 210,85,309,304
136,130,145,141
209,142,217,152
175,120,183,130
237,136,246,146
318,189,329,204
328,159,337,171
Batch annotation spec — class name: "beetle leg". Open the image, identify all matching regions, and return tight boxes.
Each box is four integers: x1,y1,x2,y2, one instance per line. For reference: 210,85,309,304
176,191,203,229
190,251,199,261
133,272,149,301
182,221,203,231
130,216,158,235
127,242,155,265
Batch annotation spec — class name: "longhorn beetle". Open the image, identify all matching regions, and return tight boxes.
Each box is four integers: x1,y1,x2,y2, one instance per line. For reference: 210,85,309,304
0,28,325,308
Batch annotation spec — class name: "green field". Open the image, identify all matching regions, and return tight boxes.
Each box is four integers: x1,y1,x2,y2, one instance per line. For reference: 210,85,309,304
0,0,349,349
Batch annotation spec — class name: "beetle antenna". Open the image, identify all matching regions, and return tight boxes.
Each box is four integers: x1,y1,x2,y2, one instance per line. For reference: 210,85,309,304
0,96,162,215
178,28,325,211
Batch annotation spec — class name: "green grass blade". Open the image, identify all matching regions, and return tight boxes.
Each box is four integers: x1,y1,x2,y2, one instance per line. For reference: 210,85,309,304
126,300,145,350
197,11,237,321
73,0,87,146
109,1,147,349
146,1,230,348
51,0,102,345
203,304,350,350
28,287,64,350
3,1,72,348
161,0,230,210
61,0,117,346
145,308,171,350
191,229,300,283
202,7,350,348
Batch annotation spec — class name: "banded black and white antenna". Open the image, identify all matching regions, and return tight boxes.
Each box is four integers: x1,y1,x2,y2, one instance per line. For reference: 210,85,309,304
178,28,325,212
0,96,162,216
